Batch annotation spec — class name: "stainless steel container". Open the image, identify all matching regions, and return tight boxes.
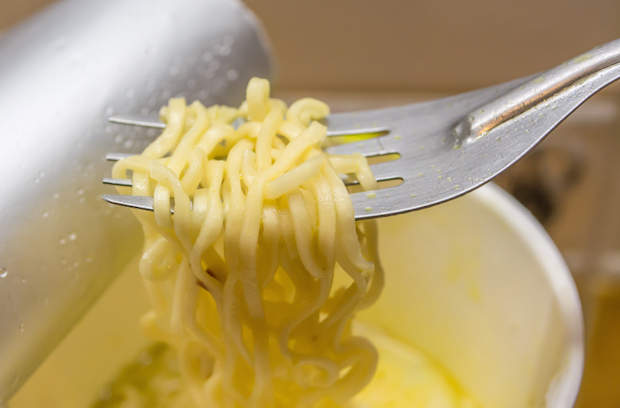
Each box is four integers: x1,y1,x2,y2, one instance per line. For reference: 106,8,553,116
0,0,272,402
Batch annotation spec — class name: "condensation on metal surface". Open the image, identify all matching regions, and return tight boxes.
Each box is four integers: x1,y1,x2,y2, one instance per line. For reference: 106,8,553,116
0,0,272,402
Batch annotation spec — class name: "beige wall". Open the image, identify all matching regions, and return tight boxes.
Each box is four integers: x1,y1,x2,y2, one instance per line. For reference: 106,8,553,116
242,0,620,92
3,0,619,93
0,0,54,32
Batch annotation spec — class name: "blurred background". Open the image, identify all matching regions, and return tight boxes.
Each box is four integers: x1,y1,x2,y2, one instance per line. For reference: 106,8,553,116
2,0,620,406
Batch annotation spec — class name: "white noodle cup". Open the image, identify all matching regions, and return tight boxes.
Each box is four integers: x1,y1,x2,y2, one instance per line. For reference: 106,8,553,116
10,184,583,408
361,183,583,408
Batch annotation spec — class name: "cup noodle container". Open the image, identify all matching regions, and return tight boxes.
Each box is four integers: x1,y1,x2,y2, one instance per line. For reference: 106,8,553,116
9,184,584,408
0,0,272,402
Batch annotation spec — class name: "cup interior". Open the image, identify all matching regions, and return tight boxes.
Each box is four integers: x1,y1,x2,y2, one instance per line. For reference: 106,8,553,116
359,184,583,408
9,184,583,408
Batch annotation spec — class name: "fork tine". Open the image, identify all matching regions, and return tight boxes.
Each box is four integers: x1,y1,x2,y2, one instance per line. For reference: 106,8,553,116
367,160,404,181
325,126,389,137
107,152,134,161
103,178,132,187
102,194,156,211
348,183,413,220
102,191,392,221
109,114,164,128
101,176,378,188
109,114,390,139
324,135,400,157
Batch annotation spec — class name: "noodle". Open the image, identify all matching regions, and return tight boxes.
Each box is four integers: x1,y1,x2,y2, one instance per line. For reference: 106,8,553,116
111,78,384,408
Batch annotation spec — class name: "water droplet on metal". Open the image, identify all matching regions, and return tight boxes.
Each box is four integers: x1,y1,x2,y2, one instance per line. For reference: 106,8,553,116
223,35,234,46
202,52,213,62
219,45,231,56
226,70,238,81
0,268,7,278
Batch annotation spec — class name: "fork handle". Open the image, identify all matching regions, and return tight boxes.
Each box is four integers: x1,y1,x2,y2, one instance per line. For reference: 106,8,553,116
464,38,620,140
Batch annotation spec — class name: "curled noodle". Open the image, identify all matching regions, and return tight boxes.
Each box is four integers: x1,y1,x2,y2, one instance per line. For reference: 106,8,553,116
112,78,384,408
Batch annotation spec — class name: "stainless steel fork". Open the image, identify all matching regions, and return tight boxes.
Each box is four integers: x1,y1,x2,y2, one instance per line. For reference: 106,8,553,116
103,38,620,220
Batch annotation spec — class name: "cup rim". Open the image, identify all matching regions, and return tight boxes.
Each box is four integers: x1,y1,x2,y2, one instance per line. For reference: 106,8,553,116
472,183,584,407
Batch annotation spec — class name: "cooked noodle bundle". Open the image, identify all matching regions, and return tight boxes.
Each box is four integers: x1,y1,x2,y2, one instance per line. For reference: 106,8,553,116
112,78,384,408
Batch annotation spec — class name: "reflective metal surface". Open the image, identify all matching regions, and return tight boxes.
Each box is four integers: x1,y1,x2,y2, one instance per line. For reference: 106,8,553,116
0,0,272,402
323,40,620,220
100,39,620,223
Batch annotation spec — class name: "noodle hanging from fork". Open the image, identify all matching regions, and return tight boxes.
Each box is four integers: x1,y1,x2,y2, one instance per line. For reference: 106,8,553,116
112,77,384,408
